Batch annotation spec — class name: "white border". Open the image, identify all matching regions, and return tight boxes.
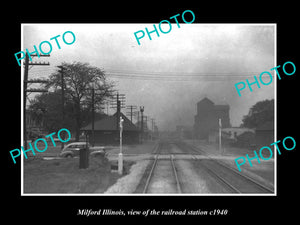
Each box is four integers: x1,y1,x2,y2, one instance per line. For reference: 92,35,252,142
21,24,25,195
274,23,277,196
20,23,277,196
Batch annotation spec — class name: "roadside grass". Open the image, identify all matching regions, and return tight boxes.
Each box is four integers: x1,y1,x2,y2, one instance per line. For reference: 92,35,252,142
24,156,120,194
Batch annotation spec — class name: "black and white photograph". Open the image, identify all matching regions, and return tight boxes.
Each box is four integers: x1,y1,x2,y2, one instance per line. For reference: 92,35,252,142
4,4,299,223
21,23,276,195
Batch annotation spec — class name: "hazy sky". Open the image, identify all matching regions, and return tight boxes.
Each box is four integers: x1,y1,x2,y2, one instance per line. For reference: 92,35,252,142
23,23,275,131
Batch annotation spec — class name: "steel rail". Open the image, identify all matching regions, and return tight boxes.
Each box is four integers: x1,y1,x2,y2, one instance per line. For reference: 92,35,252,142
142,154,159,193
209,158,273,193
176,142,273,193
192,155,241,193
170,154,182,193
143,143,183,194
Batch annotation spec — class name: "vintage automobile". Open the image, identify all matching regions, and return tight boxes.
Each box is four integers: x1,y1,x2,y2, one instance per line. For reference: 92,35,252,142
59,142,106,158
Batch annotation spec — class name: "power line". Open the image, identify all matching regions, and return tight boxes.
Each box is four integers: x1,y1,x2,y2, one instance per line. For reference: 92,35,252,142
106,69,262,76
105,70,276,81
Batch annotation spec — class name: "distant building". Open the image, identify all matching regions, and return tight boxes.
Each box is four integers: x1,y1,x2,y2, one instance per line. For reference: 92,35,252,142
81,112,139,145
194,97,231,140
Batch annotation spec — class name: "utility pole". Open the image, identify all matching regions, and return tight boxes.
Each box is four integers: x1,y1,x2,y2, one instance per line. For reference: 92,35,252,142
104,100,109,115
144,115,148,130
57,66,65,149
219,118,222,153
110,93,125,130
118,116,124,175
85,85,108,146
144,116,148,141
135,111,140,128
91,87,95,147
117,95,120,130
151,118,155,141
23,54,29,150
23,53,49,149
140,106,144,143
126,105,137,122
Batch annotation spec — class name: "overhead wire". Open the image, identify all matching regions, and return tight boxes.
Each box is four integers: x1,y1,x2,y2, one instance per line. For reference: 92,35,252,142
24,66,276,82
104,69,276,81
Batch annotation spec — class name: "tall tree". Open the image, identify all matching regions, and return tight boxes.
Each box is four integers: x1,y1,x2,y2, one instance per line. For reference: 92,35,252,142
45,62,115,140
28,91,108,134
241,99,274,128
28,91,77,133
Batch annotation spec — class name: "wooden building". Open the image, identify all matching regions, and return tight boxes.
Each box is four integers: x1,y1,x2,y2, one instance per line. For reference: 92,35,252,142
81,112,139,145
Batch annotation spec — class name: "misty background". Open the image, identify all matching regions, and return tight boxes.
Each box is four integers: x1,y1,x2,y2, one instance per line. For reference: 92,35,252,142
22,24,275,131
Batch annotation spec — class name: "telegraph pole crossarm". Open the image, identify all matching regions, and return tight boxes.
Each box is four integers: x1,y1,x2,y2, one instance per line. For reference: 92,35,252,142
27,62,50,66
26,89,48,93
25,79,48,84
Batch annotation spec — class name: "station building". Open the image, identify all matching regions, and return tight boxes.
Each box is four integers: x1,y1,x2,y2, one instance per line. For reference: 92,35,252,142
81,112,139,145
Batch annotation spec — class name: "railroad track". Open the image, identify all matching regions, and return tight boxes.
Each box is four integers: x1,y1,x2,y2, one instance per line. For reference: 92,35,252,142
142,154,182,194
174,141,273,194
141,142,182,194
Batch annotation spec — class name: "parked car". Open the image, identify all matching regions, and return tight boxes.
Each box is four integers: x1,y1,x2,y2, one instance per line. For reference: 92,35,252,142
59,142,106,158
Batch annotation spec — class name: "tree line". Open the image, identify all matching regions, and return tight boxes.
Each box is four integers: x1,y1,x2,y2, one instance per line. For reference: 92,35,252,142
241,99,274,128
28,62,115,141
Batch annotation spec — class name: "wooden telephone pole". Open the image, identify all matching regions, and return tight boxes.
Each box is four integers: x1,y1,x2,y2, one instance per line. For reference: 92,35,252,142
110,93,125,130
126,105,137,122
57,66,65,149
23,53,50,149
140,106,144,143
